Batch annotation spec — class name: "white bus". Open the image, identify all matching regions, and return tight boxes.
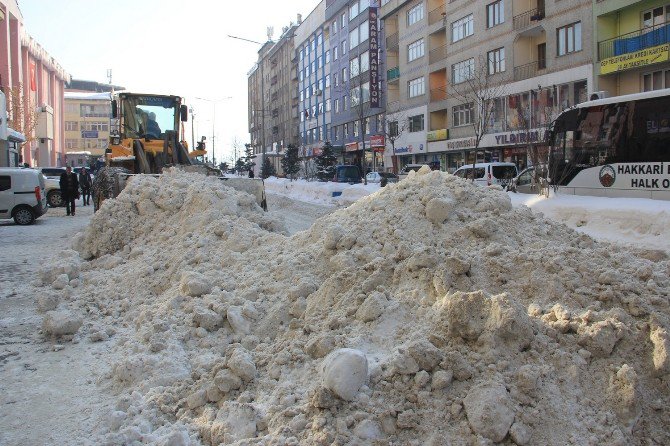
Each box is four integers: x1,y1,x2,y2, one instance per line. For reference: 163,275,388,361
549,89,670,200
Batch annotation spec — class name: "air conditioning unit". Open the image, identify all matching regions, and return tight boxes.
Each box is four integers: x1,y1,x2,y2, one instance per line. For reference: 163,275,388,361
590,91,611,100
315,89,322,96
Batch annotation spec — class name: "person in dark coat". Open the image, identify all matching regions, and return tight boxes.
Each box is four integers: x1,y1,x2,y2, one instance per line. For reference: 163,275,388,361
248,169,255,178
78,167,92,206
59,166,79,216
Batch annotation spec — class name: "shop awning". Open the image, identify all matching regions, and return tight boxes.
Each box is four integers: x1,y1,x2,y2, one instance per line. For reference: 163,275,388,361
7,128,26,143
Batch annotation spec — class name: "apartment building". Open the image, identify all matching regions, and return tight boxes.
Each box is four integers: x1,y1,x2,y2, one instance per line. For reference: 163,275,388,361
63,91,112,158
594,0,670,94
381,0,593,172
248,24,299,176
296,1,333,163
326,0,386,171
0,0,70,167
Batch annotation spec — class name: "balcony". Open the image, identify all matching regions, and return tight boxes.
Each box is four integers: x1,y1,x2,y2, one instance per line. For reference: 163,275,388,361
598,23,670,61
513,61,539,81
430,86,447,102
429,45,447,65
428,4,446,26
387,67,400,82
386,32,399,50
513,8,545,31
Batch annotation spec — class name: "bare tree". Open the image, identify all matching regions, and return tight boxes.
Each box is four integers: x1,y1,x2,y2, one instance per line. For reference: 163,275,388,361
4,83,39,154
381,105,408,174
449,55,507,180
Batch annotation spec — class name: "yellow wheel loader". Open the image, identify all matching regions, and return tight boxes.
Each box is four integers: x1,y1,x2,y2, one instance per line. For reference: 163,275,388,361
92,92,266,211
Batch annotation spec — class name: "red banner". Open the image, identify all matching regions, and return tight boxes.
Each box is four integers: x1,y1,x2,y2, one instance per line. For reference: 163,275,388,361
29,62,36,91
370,135,385,147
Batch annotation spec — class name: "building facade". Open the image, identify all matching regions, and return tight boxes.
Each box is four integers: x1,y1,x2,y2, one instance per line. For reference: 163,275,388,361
594,0,670,95
326,0,386,172
0,0,70,167
248,23,300,176
380,0,593,172
63,92,112,159
296,1,333,169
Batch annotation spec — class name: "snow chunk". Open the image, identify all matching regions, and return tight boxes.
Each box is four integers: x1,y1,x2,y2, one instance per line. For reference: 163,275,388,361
463,381,515,442
321,348,368,401
179,272,211,297
42,311,83,337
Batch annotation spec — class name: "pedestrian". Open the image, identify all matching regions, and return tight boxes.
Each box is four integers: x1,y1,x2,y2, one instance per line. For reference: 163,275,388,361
248,169,255,178
59,166,79,216
78,167,92,206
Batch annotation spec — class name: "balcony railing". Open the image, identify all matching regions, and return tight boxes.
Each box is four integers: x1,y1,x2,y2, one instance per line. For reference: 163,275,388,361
386,32,399,49
428,4,446,26
429,45,447,64
387,67,400,81
513,61,539,81
513,7,544,31
430,85,447,102
598,23,670,61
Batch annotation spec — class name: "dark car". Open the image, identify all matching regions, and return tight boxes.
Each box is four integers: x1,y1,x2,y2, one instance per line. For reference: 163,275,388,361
333,165,362,184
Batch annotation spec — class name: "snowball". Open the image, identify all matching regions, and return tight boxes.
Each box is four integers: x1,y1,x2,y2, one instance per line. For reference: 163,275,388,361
42,311,83,337
321,348,368,401
179,272,212,297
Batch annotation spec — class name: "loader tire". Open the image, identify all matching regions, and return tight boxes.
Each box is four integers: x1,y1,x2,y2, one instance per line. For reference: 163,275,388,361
92,167,130,212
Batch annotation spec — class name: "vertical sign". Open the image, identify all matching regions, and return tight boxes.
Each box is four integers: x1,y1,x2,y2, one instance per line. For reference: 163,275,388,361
369,7,380,108
29,62,36,91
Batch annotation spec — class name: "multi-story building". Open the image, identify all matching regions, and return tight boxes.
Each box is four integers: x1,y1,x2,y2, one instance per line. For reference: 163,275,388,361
0,0,70,167
326,0,387,172
63,91,112,159
381,0,594,172
248,23,299,176
296,1,332,167
594,0,670,94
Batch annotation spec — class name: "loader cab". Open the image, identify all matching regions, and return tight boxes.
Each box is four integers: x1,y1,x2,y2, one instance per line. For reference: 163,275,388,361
114,93,184,141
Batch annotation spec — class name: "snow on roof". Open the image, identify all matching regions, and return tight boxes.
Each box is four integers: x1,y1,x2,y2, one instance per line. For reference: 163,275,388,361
66,151,92,156
64,91,111,101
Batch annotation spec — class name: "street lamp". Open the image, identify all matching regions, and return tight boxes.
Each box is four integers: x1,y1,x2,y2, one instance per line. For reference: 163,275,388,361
194,96,233,165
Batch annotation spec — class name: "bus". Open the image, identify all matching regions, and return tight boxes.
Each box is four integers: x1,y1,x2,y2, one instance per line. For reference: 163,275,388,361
549,89,670,200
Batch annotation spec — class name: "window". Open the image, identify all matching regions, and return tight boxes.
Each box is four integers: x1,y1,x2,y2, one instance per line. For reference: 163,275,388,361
299,49,304,61
341,12,347,28
65,103,78,113
334,98,340,112
350,57,360,77
325,50,331,64
344,123,349,137
642,6,670,28
0,176,10,191
354,120,360,137
342,67,348,82
486,0,504,28
360,51,370,73
537,43,547,69
487,47,505,74
334,46,338,60
452,58,474,84
325,75,331,88
65,121,78,131
334,73,339,87
453,103,474,127
408,76,425,98
360,20,369,43
350,1,360,20
557,22,581,56
389,120,399,137
341,40,347,55
350,28,360,49
65,139,79,149
408,3,424,26
361,81,370,103
317,33,323,47
452,14,474,42
408,38,425,62
332,20,338,34
409,114,424,132
326,99,331,111
642,70,670,91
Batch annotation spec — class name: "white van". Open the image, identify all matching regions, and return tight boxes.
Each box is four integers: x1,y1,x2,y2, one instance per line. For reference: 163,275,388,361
453,162,518,188
0,168,48,225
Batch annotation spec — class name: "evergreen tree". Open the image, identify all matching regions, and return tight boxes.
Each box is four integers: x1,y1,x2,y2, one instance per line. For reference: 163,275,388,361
315,141,337,182
280,145,301,181
260,156,276,179
243,143,256,172
235,157,245,174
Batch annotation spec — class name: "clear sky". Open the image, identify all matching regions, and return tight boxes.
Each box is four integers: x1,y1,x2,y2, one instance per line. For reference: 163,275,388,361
19,0,318,164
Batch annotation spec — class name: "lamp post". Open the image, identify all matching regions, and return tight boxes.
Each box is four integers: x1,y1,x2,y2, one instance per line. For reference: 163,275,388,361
195,96,233,165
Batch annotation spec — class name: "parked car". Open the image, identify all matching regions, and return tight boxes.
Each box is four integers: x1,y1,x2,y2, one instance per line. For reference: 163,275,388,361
0,168,48,225
398,164,430,180
44,177,64,207
453,162,518,188
38,167,66,180
333,165,362,183
510,164,548,194
365,171,399,184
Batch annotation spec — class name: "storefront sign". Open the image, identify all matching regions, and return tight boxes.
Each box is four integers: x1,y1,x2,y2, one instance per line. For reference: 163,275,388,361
493,130,549,146
446,137,476,150
427,129,448,142
569,162,670,191
395,143,423,153
81,130,98,139
600,43,670,75
345,142,359,152
369,7,380,108
370,135,385,147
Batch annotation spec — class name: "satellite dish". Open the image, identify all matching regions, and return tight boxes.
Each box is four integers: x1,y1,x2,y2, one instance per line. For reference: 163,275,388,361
266,27,274,41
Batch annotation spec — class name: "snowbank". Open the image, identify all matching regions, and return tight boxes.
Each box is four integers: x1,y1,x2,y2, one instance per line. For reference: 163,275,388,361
40,168,670,445
263,177,377,206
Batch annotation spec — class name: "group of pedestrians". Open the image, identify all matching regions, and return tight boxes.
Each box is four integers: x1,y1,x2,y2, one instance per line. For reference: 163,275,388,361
59,166,92,216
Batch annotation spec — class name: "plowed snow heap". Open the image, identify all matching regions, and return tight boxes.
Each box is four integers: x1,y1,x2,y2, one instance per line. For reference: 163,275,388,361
42,168,670,445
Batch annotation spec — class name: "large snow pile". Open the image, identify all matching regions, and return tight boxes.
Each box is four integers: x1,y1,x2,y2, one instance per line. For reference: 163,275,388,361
40,168,669,445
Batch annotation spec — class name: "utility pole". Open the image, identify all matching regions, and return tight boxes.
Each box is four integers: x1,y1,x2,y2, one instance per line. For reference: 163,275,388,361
190,107,195,152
